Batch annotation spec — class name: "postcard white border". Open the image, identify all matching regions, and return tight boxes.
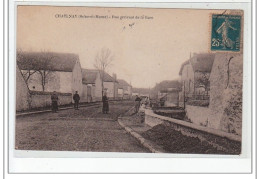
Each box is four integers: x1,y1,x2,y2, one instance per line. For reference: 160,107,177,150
7,0,253,174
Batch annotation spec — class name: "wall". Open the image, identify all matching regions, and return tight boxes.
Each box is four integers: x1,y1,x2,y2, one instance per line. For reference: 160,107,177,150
81,84,88,102
72,61,83,97
81,84,96,102
16,66,30,111
209,53,243,135
22,70,61,92
59,72,72,93
30,91,72,108
118,88,124,98
104,82,114,98
185,105,212,127
94,73,102,100
165,92,179,107
145,109,241,154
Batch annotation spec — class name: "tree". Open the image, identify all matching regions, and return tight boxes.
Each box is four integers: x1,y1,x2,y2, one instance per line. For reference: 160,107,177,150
17,50,56,91
35,52,56,91
93,47,114,96
17,50,37,86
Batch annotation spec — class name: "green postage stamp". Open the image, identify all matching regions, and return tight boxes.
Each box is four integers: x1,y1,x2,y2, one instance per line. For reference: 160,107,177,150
211,14,241,52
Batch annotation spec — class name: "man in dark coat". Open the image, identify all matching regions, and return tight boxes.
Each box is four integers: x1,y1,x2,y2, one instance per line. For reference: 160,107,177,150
102,93,109,114
51,91,59,113
73,91,80,110
135,95,142,113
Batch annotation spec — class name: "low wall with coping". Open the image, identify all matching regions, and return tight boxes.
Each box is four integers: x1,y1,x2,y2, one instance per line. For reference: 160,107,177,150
145,109,241,154
29,91,72,109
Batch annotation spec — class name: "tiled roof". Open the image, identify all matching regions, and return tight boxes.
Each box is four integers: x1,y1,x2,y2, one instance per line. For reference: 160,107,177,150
82,69,117,84
179,53,215,75
82,69,98,84
118,79,131,89
17,51,79,72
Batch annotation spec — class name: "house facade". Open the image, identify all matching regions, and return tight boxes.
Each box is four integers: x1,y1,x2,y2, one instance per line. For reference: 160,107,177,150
16,65,30,111
103,73,118,99
81,69,103,102
17,52,83,99
179,53,215,106
117,79,132,99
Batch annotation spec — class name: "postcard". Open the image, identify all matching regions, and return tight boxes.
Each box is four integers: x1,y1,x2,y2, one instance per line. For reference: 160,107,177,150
9,2,253,174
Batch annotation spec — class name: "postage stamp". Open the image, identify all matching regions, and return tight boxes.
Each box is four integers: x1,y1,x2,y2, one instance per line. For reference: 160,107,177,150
211,14,241,52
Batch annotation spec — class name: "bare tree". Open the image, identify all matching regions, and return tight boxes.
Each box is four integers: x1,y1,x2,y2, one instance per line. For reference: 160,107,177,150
17,50,55,91
17,49,37,86
93,47,114,96
35,52,55,91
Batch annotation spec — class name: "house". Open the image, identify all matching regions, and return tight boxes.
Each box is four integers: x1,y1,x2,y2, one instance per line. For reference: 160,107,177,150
158,88,181,107
117,79,132,99
179,53,215,102
17,51,83,99
81,69,102,102
81,69,118,100
103,73,118,99
16,65,30,111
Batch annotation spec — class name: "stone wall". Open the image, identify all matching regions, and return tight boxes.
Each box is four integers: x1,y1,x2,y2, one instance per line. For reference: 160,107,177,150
185,105,210,126
209,53,243,135
145,109,163,127
30,91,72,109
145,109,241,154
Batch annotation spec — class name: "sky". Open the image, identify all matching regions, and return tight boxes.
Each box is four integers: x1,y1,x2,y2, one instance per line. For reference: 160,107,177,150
17,6,225,88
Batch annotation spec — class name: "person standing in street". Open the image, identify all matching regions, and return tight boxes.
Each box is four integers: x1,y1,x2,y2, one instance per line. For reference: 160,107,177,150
73,91,80,110
102,92,109,114
51,91,59,113
135,95,142,113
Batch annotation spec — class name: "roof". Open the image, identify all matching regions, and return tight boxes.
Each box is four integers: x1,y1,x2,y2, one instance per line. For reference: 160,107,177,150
117,79,131,89
179,53,215,75
82,69,98,84
82,69,117,84
17,52,79,72
103,72,117,83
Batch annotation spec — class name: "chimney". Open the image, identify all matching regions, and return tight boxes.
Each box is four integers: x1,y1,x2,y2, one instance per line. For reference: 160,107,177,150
113,73,117,81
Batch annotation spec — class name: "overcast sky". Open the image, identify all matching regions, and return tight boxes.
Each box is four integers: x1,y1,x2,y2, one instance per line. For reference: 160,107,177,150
17,6,224,88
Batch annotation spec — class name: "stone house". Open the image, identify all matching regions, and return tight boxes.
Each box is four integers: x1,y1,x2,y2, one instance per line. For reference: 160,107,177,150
103,73,118,99
17,52,83,99
117,79,132,99
81,69,102,102
179,53,215,104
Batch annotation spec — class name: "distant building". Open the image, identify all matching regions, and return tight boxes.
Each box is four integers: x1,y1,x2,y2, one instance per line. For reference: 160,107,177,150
17,52,83,98
158,88,181,107
117,79,132,99
179,53,215,104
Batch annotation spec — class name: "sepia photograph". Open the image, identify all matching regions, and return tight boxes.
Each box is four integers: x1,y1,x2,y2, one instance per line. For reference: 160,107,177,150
15,6,244,155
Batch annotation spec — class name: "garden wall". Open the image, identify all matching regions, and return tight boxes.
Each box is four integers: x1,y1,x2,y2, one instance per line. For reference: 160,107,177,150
144,109,241,154
29,91,72,109
209,53,243,136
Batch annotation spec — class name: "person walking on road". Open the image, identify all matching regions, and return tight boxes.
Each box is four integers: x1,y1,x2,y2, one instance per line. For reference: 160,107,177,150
51,91,59,113
135,95,142,113
102,92,109,114
73,91,80,110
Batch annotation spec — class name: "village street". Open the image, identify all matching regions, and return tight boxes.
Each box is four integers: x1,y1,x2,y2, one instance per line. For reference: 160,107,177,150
15,101,150,153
